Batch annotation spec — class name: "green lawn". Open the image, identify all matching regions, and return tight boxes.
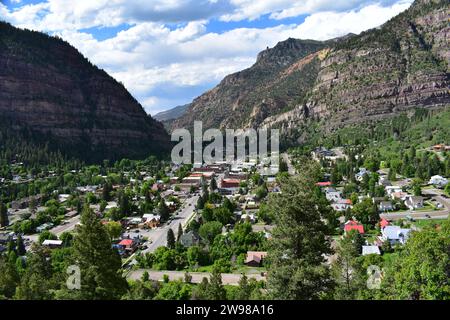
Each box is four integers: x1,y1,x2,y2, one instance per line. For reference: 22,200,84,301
413,219,446,229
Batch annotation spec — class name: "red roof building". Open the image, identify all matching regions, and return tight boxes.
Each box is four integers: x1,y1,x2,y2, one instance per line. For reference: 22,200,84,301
316,182,332,187
344,220,365,234
221,179,240,189
118,239,134,248
380,218,390,229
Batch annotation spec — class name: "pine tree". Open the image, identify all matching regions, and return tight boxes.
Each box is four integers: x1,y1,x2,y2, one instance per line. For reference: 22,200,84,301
0,200,9,228
167,229,175,249
266,162,334,300
207,267,227,300
158,199,170,222
210,177,217,191
177,224,183,242
16,234,26,256
236,274,252,300
70,205,128,299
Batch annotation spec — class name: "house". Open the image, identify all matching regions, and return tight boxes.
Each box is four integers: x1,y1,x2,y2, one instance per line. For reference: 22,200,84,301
378,201,394,212
362,245,381,256
429,175,448,188
432,144,450,152
355,168,370,182
245,251,267,267
378,178,392,187
221,179,241,189
385,186,402,196
325,189,342,202
244,201,259,210
404,196,424,211
58,194,70,203
36,223,54,233
344,220,365,234
180,231,201,247
316,182,332,187
141,214,161,229
380,218,390,229
118,239,137,252
312,147,335,160
381,226,411,245
0,233,11,245
42,240,63,249
391,191,408,201
240,213,257,224
332,199,352,212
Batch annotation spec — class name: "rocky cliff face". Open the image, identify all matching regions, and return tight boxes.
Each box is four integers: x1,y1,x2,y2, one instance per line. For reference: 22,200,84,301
172,38,326,130
0,22,170,162
173,0,449,139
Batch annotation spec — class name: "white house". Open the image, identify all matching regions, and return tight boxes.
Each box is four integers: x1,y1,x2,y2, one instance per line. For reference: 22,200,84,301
362,245,381,256
428,175,448,188
325,189,342,202
385,186,402,196
404,196,424,211
332,199,352,212
378,201,394,212
381,226,411,245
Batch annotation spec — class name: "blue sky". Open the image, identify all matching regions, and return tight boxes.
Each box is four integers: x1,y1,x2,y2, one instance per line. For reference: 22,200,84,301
0,0,413,115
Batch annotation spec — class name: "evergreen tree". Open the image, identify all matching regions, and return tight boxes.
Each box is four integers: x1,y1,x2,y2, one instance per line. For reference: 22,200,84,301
167,229,175,249
158,199,170,222
0,255,20,299
16,234,26,256
332,231,365,299
15,244,54,300
266,162,334,300
177,224,183,243
210,177,217,191
236,274,252,300
69,205,128,299
207,267,227,300
0,200,9,228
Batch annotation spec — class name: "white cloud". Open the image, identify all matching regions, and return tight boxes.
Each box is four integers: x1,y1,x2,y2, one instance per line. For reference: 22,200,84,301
0,0,414,114
221,0,413,21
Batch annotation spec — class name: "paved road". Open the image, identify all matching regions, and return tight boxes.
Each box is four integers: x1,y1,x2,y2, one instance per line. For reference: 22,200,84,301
52,215,80,236
127,270,266,285
282,153,296,175
381,188,449,221
143,195,199,253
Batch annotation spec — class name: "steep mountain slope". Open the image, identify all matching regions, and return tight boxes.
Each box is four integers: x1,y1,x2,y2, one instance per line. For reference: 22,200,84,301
154,104,189,122
0,21,170,162
172,38,327,130
173,0,449,139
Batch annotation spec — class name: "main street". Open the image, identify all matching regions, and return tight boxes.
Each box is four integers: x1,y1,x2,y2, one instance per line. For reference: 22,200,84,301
381,188,450,221
142,194,199,253
127,270,265,286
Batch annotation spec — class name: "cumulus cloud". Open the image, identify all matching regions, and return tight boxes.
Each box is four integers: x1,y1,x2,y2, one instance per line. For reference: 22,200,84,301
0,0,414,114
221,0,413,21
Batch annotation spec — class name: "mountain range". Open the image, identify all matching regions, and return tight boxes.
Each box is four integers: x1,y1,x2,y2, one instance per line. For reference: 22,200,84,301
171,0,449,145
0,0,448,162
